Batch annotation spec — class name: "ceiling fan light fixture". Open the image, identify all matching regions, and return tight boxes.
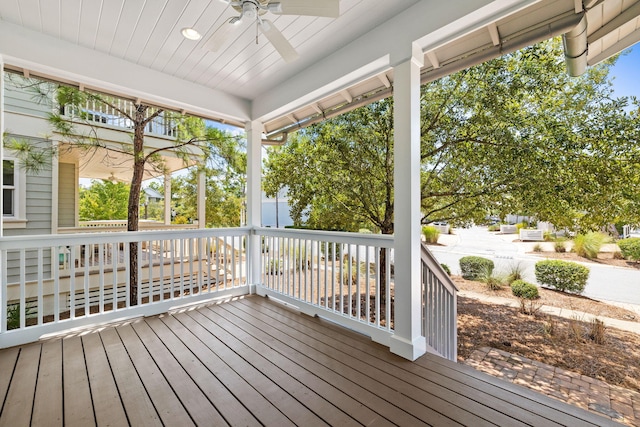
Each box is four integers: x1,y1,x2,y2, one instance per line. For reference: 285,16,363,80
242,2,258,20
181,27,202,40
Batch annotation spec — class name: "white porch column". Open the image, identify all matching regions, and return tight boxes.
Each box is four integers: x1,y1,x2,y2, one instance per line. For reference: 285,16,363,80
246,120,263,291
163,174,171,225
197,169,206,229
390,43,425,360
0,56,4,237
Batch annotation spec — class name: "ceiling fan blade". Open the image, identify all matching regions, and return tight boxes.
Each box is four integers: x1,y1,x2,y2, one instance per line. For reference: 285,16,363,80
269,0,339,18
259,20,299,63
204,18,243,51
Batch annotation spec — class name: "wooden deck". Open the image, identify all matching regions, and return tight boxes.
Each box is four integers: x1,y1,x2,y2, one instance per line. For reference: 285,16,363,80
0,295,620,426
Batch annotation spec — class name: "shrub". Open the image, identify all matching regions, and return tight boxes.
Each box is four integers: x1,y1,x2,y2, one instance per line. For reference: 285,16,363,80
422,226,440,244
510,280,539,299
440,263,451,276
505,262,526,284
516,222,527,232
572,232,606,259
532,243,543,252
612,251,624,260
459,256,494,280
618,238,640,261
488,224,500,232
554,241,566,253
589,318,606,345
481,271,506,290
535,260,589,294
267,259,282,275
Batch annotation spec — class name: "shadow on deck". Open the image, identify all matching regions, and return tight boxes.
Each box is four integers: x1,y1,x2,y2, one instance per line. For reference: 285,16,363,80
0,295,619,426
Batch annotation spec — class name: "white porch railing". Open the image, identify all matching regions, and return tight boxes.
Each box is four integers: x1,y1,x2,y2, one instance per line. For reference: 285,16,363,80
256,228,395,346
421,242,458,361
0,227,458,361
63,98,177,138
0,228,249,348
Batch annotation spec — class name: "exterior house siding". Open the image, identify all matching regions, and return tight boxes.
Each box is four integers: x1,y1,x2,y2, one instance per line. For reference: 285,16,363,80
58,163,76,227
4,164,53,284
3,73,53,118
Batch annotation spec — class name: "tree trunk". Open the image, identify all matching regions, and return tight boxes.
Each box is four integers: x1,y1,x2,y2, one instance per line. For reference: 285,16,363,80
128,105,147,306
379,223,394,308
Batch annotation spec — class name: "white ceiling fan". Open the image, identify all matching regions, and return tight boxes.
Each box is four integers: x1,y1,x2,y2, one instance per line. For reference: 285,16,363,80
205,0,340,63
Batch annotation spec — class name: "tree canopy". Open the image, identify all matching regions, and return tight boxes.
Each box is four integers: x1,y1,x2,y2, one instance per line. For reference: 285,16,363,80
264,39,640,233
79,180,129,221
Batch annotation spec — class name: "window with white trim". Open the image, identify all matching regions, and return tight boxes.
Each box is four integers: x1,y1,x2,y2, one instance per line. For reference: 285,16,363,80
2,159,16,217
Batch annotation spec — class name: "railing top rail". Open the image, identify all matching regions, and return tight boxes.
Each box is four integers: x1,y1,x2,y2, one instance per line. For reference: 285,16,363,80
255,227,394,248
0,227,252,250
421,242,459,293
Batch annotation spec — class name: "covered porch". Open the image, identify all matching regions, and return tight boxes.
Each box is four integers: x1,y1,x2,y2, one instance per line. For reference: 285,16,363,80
0,295,617,426
1,0,640,425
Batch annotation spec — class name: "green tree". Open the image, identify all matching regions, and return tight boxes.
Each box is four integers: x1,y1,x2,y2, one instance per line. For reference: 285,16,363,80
7,75,238,305
79,180,129,220
171,131,246,227
264,39,640,235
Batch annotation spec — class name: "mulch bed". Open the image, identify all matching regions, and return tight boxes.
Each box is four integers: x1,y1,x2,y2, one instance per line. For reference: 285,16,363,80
457,294,640,393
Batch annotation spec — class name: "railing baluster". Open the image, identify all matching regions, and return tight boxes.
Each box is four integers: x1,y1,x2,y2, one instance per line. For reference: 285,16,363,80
1,250,7,333
37,249,43,325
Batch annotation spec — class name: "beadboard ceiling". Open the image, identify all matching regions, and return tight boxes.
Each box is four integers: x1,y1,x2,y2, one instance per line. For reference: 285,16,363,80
0,0,639,134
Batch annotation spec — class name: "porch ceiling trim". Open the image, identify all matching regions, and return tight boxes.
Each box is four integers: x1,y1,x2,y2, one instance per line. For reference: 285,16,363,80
0,20,250,128
260,0,640,138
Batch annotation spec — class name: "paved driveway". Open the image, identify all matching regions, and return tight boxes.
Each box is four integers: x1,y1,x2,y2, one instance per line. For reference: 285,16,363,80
429,226,640,306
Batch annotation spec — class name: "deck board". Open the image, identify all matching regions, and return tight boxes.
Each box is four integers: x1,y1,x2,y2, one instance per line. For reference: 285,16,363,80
0,346,19,413
129,319,227,426
190,307,372,426
227,299,509,426
114,324,195,426
31,340,63,427
147,315,267,427
220,301,443,426
0,344,40,427
62,336,95,427
99,327,162,427
83,332,129,426
0,294,620,427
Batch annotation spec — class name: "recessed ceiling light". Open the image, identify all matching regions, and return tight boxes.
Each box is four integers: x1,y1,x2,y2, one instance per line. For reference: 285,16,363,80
181,27,201,41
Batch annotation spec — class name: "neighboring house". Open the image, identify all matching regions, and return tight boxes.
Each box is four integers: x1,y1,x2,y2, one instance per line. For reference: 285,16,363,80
261,189,294,228
2,72,199,239
143,187,164,204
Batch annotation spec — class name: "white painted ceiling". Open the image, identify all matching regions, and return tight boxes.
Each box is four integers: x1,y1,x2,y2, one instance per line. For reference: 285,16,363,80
0,0,639,136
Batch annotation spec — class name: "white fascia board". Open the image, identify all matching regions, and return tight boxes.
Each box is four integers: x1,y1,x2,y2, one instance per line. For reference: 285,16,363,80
252,0,538,122
0,20,250,124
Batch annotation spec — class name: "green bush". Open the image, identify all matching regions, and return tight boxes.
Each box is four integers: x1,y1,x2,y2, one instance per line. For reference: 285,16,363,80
422,226,440,244
440,263,451,276
459,256,494,280
511,280,539,299
572,232,606,259
488,224,500,232
618,238,640,261
535,260,589,294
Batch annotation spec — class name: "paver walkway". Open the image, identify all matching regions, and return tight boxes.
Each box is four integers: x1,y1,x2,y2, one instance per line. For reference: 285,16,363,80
466,347,640,426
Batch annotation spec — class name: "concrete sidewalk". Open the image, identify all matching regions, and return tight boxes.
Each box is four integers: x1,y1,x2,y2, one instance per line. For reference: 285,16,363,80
459,290,640,335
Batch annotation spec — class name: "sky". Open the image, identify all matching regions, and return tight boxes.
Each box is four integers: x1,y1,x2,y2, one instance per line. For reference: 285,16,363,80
608,45,640,99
